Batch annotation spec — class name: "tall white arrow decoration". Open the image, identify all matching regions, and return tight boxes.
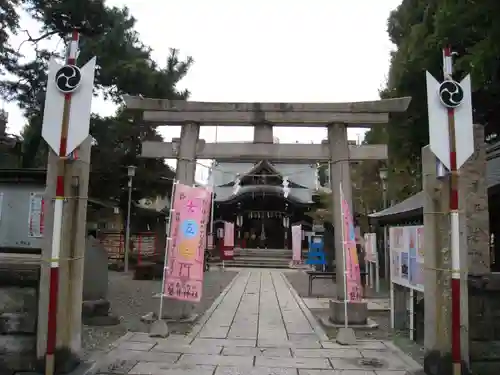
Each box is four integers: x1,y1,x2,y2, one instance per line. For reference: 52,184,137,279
426,72,473,170
42,56,96,156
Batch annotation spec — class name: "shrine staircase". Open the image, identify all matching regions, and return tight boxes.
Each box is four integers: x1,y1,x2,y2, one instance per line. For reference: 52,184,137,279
209,248,309,269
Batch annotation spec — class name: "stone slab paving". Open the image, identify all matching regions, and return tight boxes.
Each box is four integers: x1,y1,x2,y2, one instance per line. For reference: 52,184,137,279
93,269,423,375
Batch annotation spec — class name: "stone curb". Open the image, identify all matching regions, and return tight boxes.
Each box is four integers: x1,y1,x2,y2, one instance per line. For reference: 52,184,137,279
186,269,243,342
65,271,243,375
384,340,425,374
279,271,330,341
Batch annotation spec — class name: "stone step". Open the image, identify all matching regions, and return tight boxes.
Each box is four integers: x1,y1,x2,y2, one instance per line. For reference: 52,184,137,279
209,248,309,269
235,249,308,257
210,256,291,264
235,256,292,263
215,260,291,269
235,251,291,259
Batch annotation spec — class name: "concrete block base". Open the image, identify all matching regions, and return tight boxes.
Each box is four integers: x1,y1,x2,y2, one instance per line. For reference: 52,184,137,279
320,315,378,329
336,327,356,345
329,299,368,325
149,319,169,338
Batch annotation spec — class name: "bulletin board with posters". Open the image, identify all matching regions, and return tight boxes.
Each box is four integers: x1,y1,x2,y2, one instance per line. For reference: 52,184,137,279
389,225,424,292
389,225,424,342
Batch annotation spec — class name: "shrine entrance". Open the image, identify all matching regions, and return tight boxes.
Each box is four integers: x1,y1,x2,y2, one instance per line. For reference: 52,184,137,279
123,94,411,314
212,160,313,250
215,187,312,249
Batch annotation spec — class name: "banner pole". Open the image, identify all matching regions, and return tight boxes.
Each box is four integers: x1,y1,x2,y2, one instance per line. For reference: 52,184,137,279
158,181,177,321
443,46,462,375
45,30,80,375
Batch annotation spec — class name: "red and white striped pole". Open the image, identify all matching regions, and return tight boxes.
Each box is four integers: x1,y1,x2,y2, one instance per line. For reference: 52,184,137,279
443,46,462,375
45,30,79,375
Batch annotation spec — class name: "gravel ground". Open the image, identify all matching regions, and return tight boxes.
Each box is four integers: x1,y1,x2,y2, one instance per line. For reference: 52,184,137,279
81,268,238,358
284,270,424,365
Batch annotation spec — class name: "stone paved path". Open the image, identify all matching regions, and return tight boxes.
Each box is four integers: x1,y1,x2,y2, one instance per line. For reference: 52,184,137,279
94,269,423,375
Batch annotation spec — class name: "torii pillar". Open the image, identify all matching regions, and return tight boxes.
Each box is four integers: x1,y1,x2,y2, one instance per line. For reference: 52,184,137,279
123,95,411,323
176,123,199,185
326,123,365,324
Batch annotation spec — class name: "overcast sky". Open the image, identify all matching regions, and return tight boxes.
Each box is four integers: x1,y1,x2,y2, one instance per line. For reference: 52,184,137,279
5,0,402,182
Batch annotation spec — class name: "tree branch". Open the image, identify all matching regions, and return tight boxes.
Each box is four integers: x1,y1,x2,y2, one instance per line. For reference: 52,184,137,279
17,29,60,54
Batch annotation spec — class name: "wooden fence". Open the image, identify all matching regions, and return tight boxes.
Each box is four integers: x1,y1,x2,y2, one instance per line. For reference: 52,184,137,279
99,231,159,265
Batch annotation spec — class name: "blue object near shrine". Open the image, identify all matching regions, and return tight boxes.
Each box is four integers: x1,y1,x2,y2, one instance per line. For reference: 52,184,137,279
306,234,326,265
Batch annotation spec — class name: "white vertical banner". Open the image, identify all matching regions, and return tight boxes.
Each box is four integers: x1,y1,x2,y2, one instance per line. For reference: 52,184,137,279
364,233,377,263
292,224,302,263
364,232,379,292
28,192,45,238
224,222,234,247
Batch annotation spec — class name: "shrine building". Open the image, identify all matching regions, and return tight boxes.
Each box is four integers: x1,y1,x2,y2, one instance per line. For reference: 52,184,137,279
207,159,318,251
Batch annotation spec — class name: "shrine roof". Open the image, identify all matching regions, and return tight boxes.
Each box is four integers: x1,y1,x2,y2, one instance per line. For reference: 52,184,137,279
368,192,423,223
215,185,312,205
210,160,315,189
369,141,500,224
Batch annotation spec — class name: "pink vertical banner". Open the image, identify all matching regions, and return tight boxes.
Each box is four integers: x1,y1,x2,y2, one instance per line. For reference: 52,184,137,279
340,186,362,301
222,222,234,259
292,224,302,262
224,222,234,247
164,184,210,302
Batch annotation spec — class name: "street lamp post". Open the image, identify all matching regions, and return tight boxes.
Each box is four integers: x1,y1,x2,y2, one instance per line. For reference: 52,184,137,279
236,202,242,248
124,165,136,273
379,167,389,279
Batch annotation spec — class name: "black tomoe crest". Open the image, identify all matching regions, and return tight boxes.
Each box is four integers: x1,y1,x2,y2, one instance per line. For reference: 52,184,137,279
55,64,82,93
438,80,464,108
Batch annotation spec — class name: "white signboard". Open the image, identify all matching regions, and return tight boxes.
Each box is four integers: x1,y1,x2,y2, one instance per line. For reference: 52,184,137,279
364,233,377,263
28,192,45,238
389,225,424,292
363,232,379,292
292,224,302,263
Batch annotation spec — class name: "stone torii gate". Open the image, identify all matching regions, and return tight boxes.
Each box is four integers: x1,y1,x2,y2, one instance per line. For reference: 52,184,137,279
124,95,411,321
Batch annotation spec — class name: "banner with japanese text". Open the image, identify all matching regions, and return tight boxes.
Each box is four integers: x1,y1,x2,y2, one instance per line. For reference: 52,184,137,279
292,224,302,262
340,185,362,301
28,192,45,238
164,184,210,302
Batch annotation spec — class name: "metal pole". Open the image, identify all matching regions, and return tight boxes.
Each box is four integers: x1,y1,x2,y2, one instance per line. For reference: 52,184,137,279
209,126,217,260
124,176,133,273
443,45,462,375
382,183,389,280
158,181,177,320
209,164,215,248
45,29,79,375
